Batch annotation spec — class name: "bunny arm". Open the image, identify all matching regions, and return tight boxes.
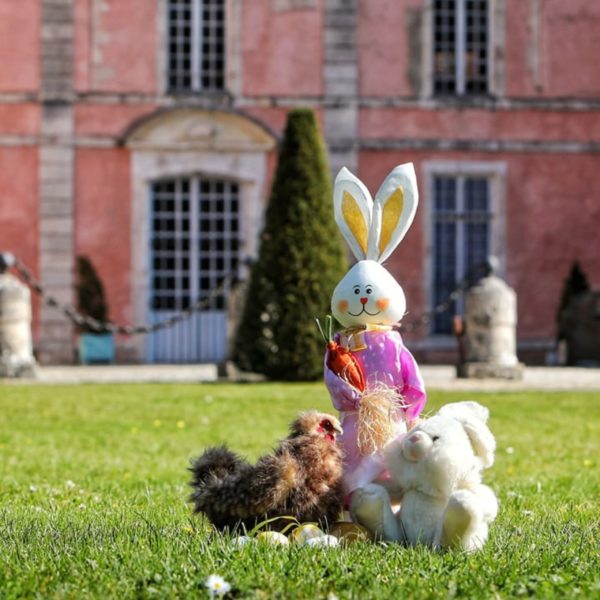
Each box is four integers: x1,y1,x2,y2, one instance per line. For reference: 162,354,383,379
399,345,427,421
324,357,362,412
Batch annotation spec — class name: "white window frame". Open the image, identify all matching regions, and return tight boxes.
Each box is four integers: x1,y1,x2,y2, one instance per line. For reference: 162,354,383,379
149,176,240,313
165,0,226,93
421,0,505,99
422,160,507,341
434,0,490,95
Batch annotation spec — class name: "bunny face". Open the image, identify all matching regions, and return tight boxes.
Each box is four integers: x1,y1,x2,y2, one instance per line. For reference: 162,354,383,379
332,163,418,326
332,260,406,327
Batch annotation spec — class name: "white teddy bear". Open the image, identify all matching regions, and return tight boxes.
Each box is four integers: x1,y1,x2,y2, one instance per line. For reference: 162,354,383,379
350,401,498,551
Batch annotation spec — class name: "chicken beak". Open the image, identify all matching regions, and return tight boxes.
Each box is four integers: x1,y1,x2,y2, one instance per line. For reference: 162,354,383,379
333,423,343,436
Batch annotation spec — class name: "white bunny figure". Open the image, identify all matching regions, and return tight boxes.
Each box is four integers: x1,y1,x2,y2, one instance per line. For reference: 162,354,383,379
350,401,499,551
324,163,427,503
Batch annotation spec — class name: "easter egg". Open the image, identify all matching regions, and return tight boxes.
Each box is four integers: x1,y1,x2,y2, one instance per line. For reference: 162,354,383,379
291,524,325,545
328,522,372,545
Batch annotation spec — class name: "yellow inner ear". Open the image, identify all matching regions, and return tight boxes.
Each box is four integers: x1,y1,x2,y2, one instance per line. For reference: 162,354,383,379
379,187,404,254
342,191,368,255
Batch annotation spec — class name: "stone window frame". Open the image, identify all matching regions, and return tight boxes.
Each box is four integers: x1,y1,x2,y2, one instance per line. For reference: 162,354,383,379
420,0,505,101
122,108,276,362
421,160,507,344
157,0,242,97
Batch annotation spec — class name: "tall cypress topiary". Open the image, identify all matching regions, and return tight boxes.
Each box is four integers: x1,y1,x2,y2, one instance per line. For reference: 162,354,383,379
75,256,109,332
556,261,590,340
233,109,347,380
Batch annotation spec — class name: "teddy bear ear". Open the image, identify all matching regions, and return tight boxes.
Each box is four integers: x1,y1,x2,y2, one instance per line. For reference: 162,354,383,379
462,419,496,468
438,401,489,424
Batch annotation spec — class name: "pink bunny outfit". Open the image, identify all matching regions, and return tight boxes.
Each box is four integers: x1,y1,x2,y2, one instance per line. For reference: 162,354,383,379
325,327,426,495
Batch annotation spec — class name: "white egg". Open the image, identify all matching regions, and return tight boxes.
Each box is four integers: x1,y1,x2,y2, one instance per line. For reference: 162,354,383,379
231,535,254,547
306,535,339,548
256,531,290,546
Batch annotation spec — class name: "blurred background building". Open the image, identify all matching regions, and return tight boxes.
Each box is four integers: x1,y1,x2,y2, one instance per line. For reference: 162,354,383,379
0,0,598,365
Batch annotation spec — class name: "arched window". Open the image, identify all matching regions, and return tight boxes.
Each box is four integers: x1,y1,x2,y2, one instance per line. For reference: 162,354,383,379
167,0,225,92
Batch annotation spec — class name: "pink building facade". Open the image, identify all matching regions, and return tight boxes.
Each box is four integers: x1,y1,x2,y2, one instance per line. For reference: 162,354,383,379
0,0,598,364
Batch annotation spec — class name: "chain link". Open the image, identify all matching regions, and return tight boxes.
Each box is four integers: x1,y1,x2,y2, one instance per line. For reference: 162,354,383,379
9,254,237,336
400,261,490,333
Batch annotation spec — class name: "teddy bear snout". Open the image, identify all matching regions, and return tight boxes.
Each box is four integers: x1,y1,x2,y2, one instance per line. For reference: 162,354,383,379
402,430,433,462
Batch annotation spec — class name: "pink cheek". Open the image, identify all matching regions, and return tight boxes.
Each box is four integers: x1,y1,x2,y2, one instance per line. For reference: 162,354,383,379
338,300,349,312
376,298,390,311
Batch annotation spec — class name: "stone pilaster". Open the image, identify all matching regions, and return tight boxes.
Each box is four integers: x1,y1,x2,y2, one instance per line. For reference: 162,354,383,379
38,0,75,364
323,0,359,175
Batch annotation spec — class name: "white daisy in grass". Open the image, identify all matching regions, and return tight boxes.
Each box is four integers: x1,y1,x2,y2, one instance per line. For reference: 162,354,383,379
205,574,231,596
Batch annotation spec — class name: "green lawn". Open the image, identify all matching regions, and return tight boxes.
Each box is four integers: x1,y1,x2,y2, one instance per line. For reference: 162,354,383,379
0,383,598,599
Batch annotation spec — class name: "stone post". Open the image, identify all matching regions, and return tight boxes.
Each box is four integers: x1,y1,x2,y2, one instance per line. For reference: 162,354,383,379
0,254,36,377
37,0,76,364
457,262,524,379
323,0,359,175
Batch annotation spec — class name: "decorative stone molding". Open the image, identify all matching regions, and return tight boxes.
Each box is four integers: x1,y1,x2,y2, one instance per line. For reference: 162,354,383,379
123,108,277,153
273,0,317,12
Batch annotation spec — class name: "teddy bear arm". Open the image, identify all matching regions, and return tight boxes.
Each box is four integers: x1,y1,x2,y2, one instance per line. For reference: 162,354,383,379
350,484,399,542
439,488,496,551
471,483,499,523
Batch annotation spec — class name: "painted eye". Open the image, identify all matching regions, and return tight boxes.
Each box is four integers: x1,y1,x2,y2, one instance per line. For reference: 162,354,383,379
353,287,360,295
432,436,440,442
366,287,373,295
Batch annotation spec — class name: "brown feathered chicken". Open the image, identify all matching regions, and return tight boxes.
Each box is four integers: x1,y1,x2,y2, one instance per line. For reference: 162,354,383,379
189,411,344,532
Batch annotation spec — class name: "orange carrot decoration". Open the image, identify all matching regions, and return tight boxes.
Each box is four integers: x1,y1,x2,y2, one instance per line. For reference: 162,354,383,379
316,316,365,392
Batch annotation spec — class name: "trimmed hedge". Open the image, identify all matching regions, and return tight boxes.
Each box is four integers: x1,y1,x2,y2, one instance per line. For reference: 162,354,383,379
75,256,109,333
233,109,347,380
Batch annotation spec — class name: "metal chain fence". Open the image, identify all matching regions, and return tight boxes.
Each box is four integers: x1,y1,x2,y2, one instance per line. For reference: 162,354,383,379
2,252,237,336
1,251,490,337
401,260,491,333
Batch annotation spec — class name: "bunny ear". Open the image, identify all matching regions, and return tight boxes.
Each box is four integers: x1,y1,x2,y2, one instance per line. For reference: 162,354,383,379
370,163,419,263
333,167,373,261
462,419,496,468
438,401,490,424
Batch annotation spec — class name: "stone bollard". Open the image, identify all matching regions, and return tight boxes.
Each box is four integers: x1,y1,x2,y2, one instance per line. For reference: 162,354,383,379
0,254,36,378
457,261,524,379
